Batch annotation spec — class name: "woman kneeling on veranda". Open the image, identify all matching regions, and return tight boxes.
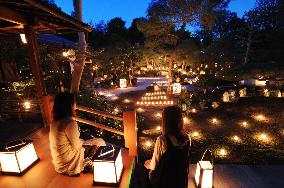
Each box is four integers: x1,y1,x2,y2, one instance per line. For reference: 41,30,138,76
49,92,105,177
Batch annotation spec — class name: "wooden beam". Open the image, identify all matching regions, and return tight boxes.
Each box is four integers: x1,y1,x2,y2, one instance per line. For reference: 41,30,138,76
24,25,51,127
0,5,27,25
74,117,124,136
123,111,137,157
76,105,123,121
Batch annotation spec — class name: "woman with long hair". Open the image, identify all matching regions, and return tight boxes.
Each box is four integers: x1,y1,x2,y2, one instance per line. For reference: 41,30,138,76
144,106,190,188
49,92,104,177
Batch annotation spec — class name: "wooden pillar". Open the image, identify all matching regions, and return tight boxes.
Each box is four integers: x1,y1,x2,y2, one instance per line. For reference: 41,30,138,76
123,110,137,157
24,25,52,127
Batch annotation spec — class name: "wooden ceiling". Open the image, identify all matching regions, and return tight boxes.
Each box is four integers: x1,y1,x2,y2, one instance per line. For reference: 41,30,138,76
0,0,92,34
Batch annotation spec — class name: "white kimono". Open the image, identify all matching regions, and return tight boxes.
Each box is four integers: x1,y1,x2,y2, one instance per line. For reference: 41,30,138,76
49,117,84,175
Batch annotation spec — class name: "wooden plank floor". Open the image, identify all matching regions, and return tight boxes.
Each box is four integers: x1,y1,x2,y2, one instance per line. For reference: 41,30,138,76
1,127,284,188
0,127,134,188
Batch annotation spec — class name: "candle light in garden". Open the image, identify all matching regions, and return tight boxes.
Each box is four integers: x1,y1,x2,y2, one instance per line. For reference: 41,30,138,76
192,108,196,113
156,113,161,118
145,141,152,147
137,108,144,113
260,133,267,139
20,34,27,44
23,101,31,110
232,135,240,142
242,121,248,127
192,131,199,137
218,148,227,157
183,117,189,124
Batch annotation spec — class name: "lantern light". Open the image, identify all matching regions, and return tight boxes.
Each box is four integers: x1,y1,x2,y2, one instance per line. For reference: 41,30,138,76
120,79,127,88
0,140,39,175
232,135,240,142
92,146,123,186
20,34,27,44
192,108,196,113
23,101,31,110
242,121,247,127
218,148,227,157
145,141,152,147
156,126,161,131
195,150,214,188
192,131,199,137
212,118,217,124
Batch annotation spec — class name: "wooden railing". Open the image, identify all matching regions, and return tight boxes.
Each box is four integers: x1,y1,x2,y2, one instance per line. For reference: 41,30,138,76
75,105,137,157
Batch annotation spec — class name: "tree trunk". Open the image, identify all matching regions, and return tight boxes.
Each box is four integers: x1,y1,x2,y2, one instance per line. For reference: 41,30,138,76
168,48,177,91
244,30,252,65
71,0,87,93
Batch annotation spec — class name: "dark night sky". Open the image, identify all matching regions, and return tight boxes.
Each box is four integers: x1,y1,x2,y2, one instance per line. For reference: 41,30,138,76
54,0,256,28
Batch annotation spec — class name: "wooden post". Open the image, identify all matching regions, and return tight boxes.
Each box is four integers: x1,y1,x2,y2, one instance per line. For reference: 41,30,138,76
123,110,137,157
24,25,51,127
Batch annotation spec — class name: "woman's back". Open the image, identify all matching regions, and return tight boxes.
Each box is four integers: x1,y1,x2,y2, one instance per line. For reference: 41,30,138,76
150,135,190,188
49,117,84,175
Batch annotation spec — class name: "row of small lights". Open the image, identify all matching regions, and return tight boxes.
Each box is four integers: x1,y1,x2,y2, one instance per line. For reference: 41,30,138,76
137,101,174,105
142,96,167,100
146,92,166,96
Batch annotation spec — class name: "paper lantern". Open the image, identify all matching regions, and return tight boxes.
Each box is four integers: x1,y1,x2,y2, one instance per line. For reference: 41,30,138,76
173,83,181,94
0,140,39,175
120,79,127,88
93,146,123,186
195,150,214,188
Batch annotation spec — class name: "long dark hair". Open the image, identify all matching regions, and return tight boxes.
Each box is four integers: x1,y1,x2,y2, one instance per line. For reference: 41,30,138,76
162,106,186,143
53,92,75,121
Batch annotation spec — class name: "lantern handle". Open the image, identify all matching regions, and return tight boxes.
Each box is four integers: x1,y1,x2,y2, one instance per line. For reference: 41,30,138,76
200,149,214,166
98,145,115,158
5,139,26,151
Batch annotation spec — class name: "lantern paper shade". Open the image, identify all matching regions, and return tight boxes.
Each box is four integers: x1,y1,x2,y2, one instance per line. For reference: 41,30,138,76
0,140,39,175
195,161,213,188
173,83,181,94
93,146,123,186
120,79,127,88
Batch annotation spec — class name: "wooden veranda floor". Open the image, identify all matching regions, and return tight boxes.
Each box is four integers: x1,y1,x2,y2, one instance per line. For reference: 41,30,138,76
0,127,284,188
0,127,134,188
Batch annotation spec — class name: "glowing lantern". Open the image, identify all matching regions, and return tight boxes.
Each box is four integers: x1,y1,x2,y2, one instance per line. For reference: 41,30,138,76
242,121,247,127
195,150,214,188
212,118,217,124
157,126,161,131
233,135,240,142
0,140,39,175
182,104,187,111
173,83,181,94
93,146,123,186
20,34,27,44
120,79,127,88
23,101,31,110
145,141,152,147
192,108,197,113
